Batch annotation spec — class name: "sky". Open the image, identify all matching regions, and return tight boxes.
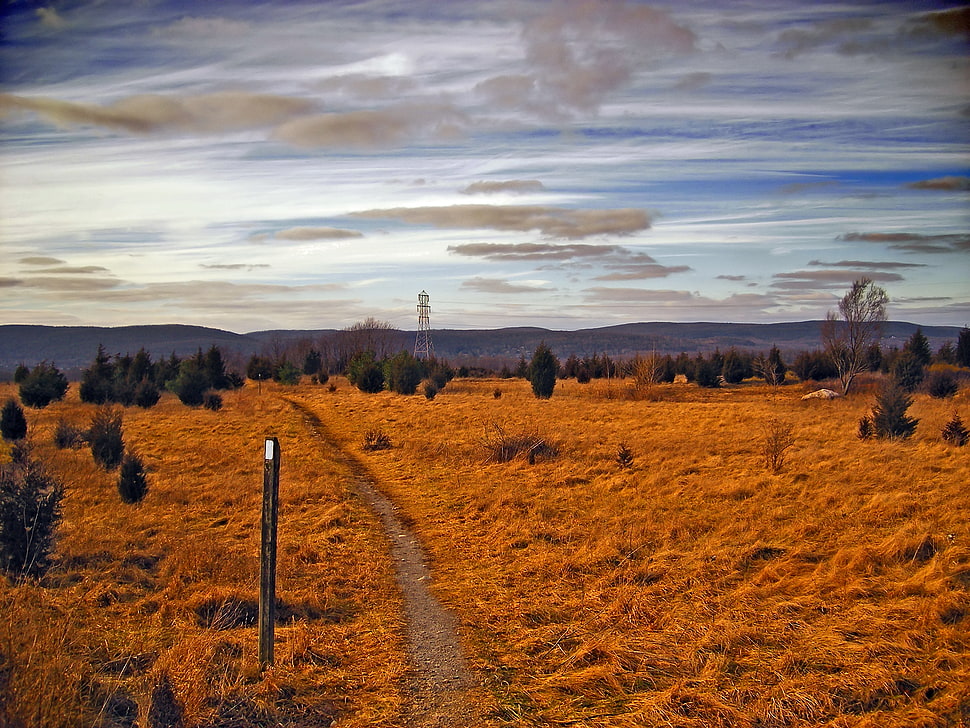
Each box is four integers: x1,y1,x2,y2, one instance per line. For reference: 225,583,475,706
1,0,968,333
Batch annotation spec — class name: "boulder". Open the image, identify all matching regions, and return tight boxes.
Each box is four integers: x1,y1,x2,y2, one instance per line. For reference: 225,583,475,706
801,388,841,400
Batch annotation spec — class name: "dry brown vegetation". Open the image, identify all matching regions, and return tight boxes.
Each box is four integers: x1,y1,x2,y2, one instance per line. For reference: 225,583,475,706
2,374,968,727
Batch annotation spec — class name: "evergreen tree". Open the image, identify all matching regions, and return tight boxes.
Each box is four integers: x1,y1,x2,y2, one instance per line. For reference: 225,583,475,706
871,381,918,440
203,345,231,390
13,364,29,384
957,327,970,368
721,348,749,384
347,351,384,393
79,345,115,404
169,359,209,406
303,349,323,376
1,399,28,441
19,362,69,408
694,353,720,388
118,453,149,504
384,351,424,395
890,351,925,392
902,327,932,367
0,456,64,577
246,355,274,384
766,345,787,385
529,343,559,399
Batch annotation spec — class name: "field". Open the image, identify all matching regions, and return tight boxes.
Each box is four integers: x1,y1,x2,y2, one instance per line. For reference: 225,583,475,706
1,374,968,727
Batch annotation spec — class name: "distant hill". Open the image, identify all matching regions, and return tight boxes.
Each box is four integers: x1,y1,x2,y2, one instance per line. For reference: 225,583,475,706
0,321,962,375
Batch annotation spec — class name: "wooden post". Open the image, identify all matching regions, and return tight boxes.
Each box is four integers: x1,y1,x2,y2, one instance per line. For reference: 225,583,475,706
259,437,280,670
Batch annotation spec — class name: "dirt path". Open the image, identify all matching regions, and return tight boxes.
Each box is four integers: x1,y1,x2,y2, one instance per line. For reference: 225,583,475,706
286,399,485,727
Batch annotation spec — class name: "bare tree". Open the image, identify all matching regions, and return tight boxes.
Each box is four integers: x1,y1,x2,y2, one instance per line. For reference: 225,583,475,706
821,278,888,395
334,318,401,371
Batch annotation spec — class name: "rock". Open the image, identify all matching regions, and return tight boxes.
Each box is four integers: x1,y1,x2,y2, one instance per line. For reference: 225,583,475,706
801,389,841,400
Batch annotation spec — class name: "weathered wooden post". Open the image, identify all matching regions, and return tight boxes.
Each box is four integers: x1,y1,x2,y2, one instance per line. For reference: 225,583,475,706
259,437,280,670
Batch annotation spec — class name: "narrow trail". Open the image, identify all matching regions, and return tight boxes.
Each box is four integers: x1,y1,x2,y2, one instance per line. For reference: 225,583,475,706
285,398,485,727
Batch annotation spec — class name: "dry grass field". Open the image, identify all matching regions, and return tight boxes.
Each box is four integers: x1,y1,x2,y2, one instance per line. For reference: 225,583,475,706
1,374,968,727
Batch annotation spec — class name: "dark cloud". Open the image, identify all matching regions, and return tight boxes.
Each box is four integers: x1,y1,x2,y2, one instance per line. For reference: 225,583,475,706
19,256,65,266
0,278,23,288
461,277,552,294
274,227,363,241
807,259,925,270
449,242,624,261
840,232,970,253
272,103,467,149
905,176,970,191
717,275,746,281
0,92,314,134
356,204,651,239
582,287,777,310
593,253,691,281
672,72,713,92
17,276,121,292
460,180,546,195
771,269,904,291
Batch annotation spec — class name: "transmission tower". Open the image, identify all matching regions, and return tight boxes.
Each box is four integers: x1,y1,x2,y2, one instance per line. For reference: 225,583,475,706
414,290,434,359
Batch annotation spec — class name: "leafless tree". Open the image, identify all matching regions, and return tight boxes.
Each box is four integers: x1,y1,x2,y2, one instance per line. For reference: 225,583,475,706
333,318,401,370
821,278,888,395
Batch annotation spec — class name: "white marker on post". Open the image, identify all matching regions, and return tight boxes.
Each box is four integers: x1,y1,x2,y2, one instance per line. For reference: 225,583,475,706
265,439,274,460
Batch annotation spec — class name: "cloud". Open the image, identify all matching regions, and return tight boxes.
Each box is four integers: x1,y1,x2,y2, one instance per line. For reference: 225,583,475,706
19,256,65,266
840,232,970,254
272,103,467,149
156,16,252,38
36,7,67,30
906,176,970,191
273,227,363,241
593,253,691,280
905,7,970,41
0,278,22,288
200,264,271,271
317,74,417,99
15,276,121,292
672,72,713,92
460,180,546,195
356,205,651,239
582,287,777,310
776,17,875,58
717,275,746,281
449,242,623,261
516,0,696,114
771,269,905,291
461,277,552,294
34,265,111,274
807,259,925,270
0,92,314,134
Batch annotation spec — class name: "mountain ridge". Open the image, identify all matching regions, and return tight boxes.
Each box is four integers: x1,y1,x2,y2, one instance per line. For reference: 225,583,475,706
1,321,962,373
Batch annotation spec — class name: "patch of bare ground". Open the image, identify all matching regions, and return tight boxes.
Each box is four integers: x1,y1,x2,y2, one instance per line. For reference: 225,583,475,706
286,398,488,727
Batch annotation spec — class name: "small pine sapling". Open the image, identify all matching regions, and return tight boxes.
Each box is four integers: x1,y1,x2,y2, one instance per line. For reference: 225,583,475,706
941,414,968,447
1,399,27,441
118,452,149,503
616,443,634,469
871,381,918,440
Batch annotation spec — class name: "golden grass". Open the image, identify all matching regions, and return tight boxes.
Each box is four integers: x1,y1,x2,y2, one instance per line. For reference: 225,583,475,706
0,383,406,727
2,375,968,726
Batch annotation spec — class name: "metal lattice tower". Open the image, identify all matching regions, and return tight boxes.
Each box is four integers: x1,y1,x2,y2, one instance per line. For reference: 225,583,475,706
414,290,434,359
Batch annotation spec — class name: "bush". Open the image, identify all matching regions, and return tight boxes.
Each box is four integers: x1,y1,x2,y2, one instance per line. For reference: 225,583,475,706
169,360,208,406
362,429,392,451
0,456,64,577
871,381,918,440
89,407,125,470
274,361,302,386
53,419,86,450
942,414,968,447
1,399,27,441
890,351,925,392
926,369,959,399
762,418,795,473
118,452,149,503
616,443,634,469
857,415,875,440
18,362,69,408
423,381,438,400
529,343,559,399
480,421,558,464
134,379,161,408
384,351,423,395
203,392,223,411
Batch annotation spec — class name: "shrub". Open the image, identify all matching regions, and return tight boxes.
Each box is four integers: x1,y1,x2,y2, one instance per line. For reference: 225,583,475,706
118,452,149,503
926,369,958,399
18,362,69,408
857,415,875,440
694,354,721,388
13,364,29,383
941,415,968,447
89,407,125,470
384,351,423,395
203,392,223,411
423,381,438,400
134,379,161,408
762,418,795,473
362,429,392,451
871,381,918,440
1,399,27,441
890,351,925,392
274,361,302,386
0,456,64,577
493,388,502,399
53,418,86,449
481,421,558,464
347,352,385,393
616,443,634,469
529,343,559,399
169,360,208,406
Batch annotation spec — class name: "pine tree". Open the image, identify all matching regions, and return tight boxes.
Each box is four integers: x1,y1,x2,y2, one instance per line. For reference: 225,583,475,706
1,399,27,441
529,343,559,399
871,381,918,440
